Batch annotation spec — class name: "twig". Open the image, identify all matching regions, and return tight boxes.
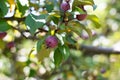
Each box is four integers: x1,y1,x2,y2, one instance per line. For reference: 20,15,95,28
1,17,25,22
69,44,120,55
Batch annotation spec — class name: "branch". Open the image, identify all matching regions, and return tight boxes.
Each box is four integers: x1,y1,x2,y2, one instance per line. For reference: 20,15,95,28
69,45,120,55
11,26,39,40
1,17,25,22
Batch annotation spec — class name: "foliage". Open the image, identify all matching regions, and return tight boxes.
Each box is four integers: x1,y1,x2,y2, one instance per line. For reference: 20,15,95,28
0,0,120,80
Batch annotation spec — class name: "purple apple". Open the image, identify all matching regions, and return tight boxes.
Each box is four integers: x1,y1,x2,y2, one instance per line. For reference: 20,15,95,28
60,2,70,12
0,32,7,39
76,14,87,21
100,68,106,74
45,36,58,48
7,41,15,49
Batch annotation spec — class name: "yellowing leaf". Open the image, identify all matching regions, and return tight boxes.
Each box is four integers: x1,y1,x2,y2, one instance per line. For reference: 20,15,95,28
8,0,15,4
8,0,15,12
36,45,53,61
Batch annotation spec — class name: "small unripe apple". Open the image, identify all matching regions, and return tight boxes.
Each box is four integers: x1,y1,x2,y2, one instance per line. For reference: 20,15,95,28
76,14,87,21
100,68,106,74
7,41,15,49
60,2,70,12
0,32,7,39
92,30,97,36
45,36,58,48
81,35,89,39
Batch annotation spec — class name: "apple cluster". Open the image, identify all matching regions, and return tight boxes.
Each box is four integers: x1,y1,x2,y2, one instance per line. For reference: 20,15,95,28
44,1,89,48
60,0,87,21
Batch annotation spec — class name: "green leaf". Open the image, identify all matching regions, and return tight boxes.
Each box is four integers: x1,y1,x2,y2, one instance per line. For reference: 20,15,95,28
37,37,45,52
59,24,66,30
77,22,92,38
45,1,54,13
16,0,28,16
25,14,45,35
66,34,76,45
32,14,49,20
68,20,92,38
0,39,6,49
37,45,52,61
87,15,101,28
29,69,36,77
74,6,86,14
47,13,60,24
63,45,70,60
0,21,11,31
54,48,63,67
83,28,92,39
72,0,94,11
68,20,82,35
0,0,8,17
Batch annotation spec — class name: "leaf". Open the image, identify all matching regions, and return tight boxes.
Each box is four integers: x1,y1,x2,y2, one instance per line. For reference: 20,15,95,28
25,14,45,35
77,22,92,38
47,13,60,24
54,47,63,67
0,40,6,49
16,0,28,16
37,37,45,52
66,34,76,45
87,15,101,28
32,14,49,20
68,20,92,38
72,0,94,11
83,28,92,39
0,21,11,31
37,45,52,61
29,69,36,77
45,1,54,13
0,0,8,17
62,45,70,60
68,20,82,35
7,0,15,5
74,6,86,14
7,0,15,11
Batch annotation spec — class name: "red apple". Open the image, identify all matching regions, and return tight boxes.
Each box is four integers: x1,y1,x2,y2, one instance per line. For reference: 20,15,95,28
7,41,15,49
60,2,70,12
45,36,58,48
0,32,7,39
76,14,87,21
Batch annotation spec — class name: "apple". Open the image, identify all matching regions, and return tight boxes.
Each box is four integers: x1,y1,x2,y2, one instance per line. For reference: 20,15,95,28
76,14,87,21
45,36,58,48
60,2,70,12
7,41,15,49
0,32,7,39
100,68,106,74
